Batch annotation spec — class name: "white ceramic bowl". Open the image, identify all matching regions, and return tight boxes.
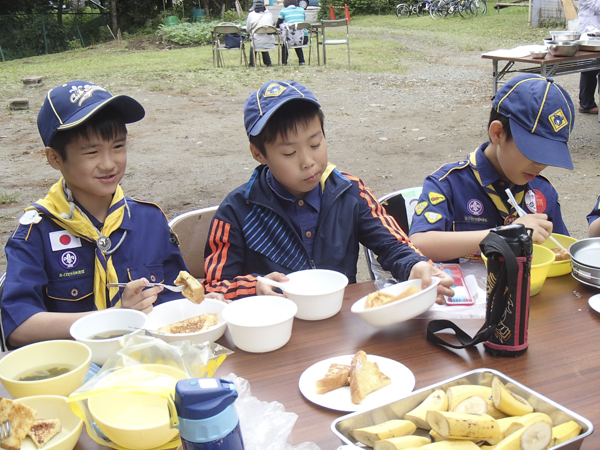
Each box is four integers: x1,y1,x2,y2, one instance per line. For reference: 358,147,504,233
69,309,147,366
282,269,348,320
222,296,297,353
351,277,441,327
145,298,227,343
14,395,83,450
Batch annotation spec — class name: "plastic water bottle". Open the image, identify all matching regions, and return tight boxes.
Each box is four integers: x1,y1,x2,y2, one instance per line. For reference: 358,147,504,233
174,378,245,450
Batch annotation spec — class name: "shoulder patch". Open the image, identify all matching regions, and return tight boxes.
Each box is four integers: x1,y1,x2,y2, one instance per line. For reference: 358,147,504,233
19,210,42,225
414,201,428,216
428,192,446,205
424,212,443,224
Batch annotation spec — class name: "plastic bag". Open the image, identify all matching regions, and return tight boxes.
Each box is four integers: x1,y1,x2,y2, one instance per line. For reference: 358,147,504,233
223,373,322,450
67,335,232,450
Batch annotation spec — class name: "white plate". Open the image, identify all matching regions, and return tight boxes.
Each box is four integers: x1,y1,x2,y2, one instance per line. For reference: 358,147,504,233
588,294,600,313
298,354,415,412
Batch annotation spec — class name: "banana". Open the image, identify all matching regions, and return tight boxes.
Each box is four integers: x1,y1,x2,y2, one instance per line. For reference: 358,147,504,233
429,430,446,442
491,376,533,416
446,385,492,411
493,420,552,450
426,411,500,441
485,398,508,419
504,412,553,437
419,441,481,449
404,390,449,430
452,395,488,415
550,421,582,447
373,435,431,450
350,420,417,447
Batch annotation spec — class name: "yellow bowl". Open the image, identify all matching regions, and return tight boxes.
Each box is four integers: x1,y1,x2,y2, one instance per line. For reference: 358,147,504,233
0,340,91,398
88,390,179,449
481,244,555,297
14,395,83,450
540,233,577,277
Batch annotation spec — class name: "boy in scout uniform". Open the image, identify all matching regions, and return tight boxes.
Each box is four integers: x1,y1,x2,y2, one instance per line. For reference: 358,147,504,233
409,74,573,263
1,81,188,348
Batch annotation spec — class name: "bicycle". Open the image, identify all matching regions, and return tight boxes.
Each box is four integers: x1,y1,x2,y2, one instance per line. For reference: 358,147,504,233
395,2,413,17
414,0,432,16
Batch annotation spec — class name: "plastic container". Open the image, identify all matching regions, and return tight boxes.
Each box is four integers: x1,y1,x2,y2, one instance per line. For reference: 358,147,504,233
163,15,180,26
174,378,245,450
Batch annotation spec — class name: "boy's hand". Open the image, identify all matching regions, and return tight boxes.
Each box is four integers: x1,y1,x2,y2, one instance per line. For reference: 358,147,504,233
409,261,455,304
514,213,553,244
206,292,231,304
120,278,163,314
256,272,289,297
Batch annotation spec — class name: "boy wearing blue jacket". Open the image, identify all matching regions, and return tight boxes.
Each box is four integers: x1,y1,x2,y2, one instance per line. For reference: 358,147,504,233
204,80,454,301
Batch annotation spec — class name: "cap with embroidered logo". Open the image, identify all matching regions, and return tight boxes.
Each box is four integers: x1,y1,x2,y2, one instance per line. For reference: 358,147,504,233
37,81,145,147
492,74,574,170
244,80,321,136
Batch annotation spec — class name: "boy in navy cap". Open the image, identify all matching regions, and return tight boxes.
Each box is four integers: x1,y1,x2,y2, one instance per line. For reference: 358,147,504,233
1,81,188,348
204,80,454,301
409,74,574,263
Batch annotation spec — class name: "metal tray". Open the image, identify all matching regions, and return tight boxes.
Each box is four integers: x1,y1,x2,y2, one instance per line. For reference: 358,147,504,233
331,368,593,449
577,40,600,51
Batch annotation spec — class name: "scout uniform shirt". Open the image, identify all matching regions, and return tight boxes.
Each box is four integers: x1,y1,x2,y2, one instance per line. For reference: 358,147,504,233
1,185,187,342
409,143,568,259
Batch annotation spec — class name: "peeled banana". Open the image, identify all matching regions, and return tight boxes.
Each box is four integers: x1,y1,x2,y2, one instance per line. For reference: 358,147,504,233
504,412,553,438
373,435,431,450
426,411,500,441
350,419,417,447
404,390,449,430
452,395,488,415
419,441,480,449
491,376,533,416
550,420,582,447
492,420,552,450
446,385,492,411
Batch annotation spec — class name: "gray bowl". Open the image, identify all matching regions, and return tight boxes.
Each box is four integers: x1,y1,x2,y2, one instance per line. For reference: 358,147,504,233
549,30,581,42
530,50,548,59
547,41,580,57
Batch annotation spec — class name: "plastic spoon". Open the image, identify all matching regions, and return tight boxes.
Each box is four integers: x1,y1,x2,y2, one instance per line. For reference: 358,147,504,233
257,276,291,292
504,188,568,251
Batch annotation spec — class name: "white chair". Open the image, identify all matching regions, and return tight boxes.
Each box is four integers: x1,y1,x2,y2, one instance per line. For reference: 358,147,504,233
212,22,247,68
0,272,7,351
320,18,350,65
168,206,219,279
364,187,423,282
281,22,314,66
250,24,280,67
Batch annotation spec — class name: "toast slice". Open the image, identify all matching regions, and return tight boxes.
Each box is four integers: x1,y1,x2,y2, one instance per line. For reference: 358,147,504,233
157,313,218,334
365,285,420,308
27,418,62,449
315,363,351,394
349,351,392,404
174,271,205,304
0,398,37,450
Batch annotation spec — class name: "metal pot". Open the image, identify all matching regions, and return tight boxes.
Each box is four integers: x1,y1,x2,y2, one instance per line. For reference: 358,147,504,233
549,30,581,42
570,238,600,288
547,41,580,57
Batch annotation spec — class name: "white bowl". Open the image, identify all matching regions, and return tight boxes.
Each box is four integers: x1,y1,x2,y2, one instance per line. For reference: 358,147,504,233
351,277,441,327
222,296,297,353
283,269,348,320
145,298,227,343
69,309,147,366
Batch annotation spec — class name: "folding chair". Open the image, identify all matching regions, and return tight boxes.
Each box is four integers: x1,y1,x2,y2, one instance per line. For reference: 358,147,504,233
168,206,219,279
320,18,350,65
250,25,280,67
212,23,247,68
0,272,7,351
281,22,314,66
363,187,423,282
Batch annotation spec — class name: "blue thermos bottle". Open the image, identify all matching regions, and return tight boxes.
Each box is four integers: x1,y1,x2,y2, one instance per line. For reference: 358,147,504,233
173,378,245,450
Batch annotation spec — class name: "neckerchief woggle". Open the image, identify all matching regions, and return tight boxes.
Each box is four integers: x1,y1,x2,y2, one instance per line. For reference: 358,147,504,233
25,178,126,310
468,150,524,223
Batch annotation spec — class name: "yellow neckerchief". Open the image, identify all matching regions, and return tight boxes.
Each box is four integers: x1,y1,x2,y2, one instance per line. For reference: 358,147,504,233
319,163,336,193
468,150,524,221
26,178,126,310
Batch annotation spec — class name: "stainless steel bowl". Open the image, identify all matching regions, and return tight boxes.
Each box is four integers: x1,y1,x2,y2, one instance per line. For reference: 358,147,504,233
547,41,580,57
549,30,581,42
530,50,548,59
577,40,600,51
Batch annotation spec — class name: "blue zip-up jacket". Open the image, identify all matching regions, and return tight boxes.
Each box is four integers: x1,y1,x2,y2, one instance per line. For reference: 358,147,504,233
204,165,428,299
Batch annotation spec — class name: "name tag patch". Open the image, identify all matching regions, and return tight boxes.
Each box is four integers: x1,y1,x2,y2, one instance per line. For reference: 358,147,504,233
49,230,82,251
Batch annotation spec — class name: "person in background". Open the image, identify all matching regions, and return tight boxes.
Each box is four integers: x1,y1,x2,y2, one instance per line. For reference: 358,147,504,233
409,74,574,263
247,0,275,67
578,0,600,114
277,0,308,65
203,80,454,302
587,197,600,236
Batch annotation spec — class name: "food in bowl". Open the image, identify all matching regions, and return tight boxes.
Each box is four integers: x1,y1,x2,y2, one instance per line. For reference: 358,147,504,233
0,397,37,450
174,270,205,304
157,313,218,334
28,418,62,448
550,247,570,261
540,233,577,277
0,340,91,398
365,285,420,308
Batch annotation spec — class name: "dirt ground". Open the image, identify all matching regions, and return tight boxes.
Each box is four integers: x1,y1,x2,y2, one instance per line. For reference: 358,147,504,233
2,35,600,281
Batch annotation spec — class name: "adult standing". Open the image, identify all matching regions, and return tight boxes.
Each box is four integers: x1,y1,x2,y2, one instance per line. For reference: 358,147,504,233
578,0,600,113
247,0,275,67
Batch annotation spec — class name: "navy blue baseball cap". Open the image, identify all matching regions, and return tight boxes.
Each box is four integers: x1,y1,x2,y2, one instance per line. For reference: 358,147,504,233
244,80,321,136
37,81,145,147
492,74,574,170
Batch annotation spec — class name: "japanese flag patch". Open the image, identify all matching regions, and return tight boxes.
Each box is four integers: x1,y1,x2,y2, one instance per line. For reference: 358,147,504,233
49,230,82,252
